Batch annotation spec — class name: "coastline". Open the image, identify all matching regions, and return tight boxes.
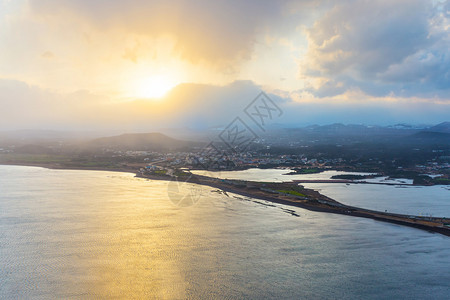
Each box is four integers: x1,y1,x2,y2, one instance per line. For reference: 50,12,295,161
138,171,450,237
2,162,449,237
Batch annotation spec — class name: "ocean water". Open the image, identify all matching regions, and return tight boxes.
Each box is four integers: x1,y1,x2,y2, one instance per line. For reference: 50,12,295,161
302,183,450,217
194,168,449,217
1,165,449,299
192,168,373,182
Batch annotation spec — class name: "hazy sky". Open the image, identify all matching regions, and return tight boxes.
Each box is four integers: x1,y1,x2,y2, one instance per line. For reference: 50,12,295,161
0,0,449,130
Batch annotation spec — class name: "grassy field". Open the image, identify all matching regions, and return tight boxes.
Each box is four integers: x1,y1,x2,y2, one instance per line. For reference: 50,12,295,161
153,169,167,175
277,189,306,197
433,177,450,185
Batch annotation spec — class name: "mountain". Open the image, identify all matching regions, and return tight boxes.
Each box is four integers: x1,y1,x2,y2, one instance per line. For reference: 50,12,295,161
259,123,422,146
406,122,450,144
412,131,450,139
408,131,450,144
426,122,450,134
87,133,200,150
387,123,430,130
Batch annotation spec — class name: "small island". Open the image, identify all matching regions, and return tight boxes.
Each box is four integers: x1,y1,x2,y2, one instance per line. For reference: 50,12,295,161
330,174,378,180
283,167,326,175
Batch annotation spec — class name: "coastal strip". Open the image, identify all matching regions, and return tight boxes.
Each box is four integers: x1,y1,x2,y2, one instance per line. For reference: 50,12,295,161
139,170,450,237
2,163,448,237
292,179,412,186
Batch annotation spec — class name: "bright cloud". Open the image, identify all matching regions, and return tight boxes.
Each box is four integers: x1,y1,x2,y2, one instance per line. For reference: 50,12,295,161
302,0,450,98
0,0,449,130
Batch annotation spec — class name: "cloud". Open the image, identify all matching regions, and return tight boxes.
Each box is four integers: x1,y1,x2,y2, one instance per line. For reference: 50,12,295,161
1,79,448,132
0,78,267,130
41,51,55,59
0,79,110,130
1,0,449,130
28,0,288,67
301,0,450,98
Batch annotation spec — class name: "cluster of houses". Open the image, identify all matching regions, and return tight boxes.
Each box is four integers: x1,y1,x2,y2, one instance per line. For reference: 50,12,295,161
415,161,450,174
0,147,14,153
138,149,344,171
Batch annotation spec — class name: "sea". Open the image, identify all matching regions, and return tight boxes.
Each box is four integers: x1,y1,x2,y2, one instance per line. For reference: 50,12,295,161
193,169,450,216
1,165,449,299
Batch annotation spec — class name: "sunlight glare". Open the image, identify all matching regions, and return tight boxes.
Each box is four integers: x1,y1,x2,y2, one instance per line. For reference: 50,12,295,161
136,75,177,98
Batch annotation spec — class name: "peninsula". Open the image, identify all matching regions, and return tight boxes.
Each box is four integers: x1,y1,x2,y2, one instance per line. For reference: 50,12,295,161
139,168,450,237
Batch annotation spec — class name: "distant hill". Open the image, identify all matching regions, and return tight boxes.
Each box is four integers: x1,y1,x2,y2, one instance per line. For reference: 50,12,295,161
410,131,450,139
406,131,450,145
263,123,421,146
406,122,450,144
301,123,420,136
427,122,450,134
87,132,200,150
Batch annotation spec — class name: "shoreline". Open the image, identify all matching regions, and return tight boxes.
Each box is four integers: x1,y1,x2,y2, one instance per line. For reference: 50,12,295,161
2,162,449,236
138,171,450,237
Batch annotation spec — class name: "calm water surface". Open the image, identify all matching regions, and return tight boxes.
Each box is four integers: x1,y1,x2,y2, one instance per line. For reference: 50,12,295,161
195,168,450,217
302,183,450,217
1,165,449,299
192,168,372,182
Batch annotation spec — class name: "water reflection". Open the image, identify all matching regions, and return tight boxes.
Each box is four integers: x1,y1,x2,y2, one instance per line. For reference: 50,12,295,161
1,165,449,299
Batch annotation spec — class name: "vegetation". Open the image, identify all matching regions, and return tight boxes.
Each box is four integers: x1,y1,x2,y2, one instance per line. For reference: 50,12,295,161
152,169,167,175
284,168,324,175
412,175,450,185
433,177,450,185
277,190,306,197
331,174,376,180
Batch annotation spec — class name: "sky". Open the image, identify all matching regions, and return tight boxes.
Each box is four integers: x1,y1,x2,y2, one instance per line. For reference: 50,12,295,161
0,0,449,131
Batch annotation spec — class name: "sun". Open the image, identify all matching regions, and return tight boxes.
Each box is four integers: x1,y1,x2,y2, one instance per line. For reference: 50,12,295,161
136,75,177,98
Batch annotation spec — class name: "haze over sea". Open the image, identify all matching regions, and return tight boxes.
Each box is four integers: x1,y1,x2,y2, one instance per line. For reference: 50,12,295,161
1,165,449,299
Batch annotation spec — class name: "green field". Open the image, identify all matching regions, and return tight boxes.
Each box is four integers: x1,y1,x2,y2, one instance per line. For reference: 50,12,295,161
277,190,306,197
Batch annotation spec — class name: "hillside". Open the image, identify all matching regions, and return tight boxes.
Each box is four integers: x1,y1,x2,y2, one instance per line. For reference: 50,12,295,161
427,122,450,133
409,131,450,142
406,122,450,144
